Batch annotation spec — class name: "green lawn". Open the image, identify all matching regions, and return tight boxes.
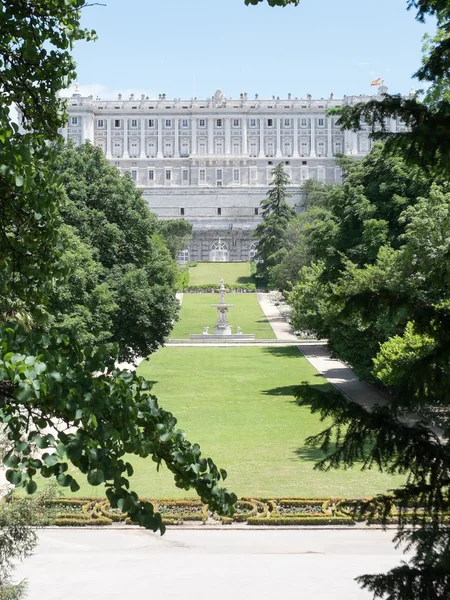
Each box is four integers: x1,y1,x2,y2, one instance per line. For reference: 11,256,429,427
171,293,275,339
42,347,403,500
189,262,253,286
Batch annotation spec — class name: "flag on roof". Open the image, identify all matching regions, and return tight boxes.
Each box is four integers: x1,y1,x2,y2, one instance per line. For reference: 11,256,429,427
371,78,382,86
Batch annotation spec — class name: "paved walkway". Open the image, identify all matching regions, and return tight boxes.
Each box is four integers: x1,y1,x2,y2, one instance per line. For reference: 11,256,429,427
16,529,408,600
257,293,299,341
297,343,390,412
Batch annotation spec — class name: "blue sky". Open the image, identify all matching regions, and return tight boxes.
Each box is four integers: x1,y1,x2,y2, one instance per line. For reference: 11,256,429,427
72,0,436,100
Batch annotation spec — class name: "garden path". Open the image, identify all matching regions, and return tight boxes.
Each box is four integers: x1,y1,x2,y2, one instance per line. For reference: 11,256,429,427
256,293,299,341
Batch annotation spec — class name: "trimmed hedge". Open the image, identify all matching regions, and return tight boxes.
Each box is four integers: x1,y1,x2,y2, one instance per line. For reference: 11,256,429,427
54,516,112,527
183,283,256,293
247,516,355,526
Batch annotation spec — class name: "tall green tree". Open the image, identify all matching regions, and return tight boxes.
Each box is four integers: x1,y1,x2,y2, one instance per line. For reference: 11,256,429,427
0,0,235,555
52,141,179,362
253,162,295,280
157,219,193,260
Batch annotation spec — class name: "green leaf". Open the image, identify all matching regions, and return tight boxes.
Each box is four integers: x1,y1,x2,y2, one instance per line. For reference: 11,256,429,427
3,453,19,468
43,453,58,467
25,480,37,494
6,470,22,485
87,469,105,486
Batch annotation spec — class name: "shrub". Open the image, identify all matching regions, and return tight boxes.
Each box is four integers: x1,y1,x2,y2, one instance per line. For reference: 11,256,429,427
247,516,354,526
53,516,112,526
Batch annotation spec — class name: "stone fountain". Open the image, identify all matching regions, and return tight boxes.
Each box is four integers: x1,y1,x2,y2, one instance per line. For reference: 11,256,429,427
189,279,255,341
211,278,233,335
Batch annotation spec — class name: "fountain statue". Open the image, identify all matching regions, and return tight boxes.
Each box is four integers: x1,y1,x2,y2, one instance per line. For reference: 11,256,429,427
189,279,255,341
211,279,234,335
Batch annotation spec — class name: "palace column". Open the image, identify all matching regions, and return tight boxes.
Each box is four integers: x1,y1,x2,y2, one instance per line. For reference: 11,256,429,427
276,117,282,157
225,117,231,155
191,117,197,156
327,117,333,157
123,117,129,158
309,116,316,157
157,117,163,158
208,117,214,155
80,117,85,143
242,117,248,155
174,118,180,157
293,117,299,157
106,117,112,159
259,117,265,157
140,117,146,158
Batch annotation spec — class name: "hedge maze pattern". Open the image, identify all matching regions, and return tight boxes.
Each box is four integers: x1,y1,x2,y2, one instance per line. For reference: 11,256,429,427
35,496,441,527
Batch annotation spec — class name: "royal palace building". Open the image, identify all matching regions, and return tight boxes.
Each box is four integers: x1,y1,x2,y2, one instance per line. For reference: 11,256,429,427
63,85,404,262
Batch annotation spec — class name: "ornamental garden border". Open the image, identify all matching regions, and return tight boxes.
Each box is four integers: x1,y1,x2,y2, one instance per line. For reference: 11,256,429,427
32,497,448,527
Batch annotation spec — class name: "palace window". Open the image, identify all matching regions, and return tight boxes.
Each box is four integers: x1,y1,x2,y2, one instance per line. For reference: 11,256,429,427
216,119,223,127
148,169,154,181
181,119,189,128
164,140,173,157
217,207,222,215
198,140,207,155
199,168,206,182
147,140,156,157
165,119,172,128
233,119,240,127
148,119,155,128
215,138,224,155
250,118,257,128
71,117,79,126
317,139,325,156
233,168,240,183
199,119,206,128
131,170,137,182
318,118,325,127
177,248,189,263
232,140,240,155
216,169,223,181
360,137,369,153
284,118,290,127
283,139,292,157
267,119,273,127
249,140,258,157
113,140,122,157
114,119,120,128
131,119,138,128
95,139,106,154
300,118,308,128
334,138,343,154
266,139,275,157
300,139,309,156
130,140,139,157
180,208,185,216
254,208,259,216
182,169,189,182
181,140,190,157
165,169,172,181
97,119,104,128
210,241,228,262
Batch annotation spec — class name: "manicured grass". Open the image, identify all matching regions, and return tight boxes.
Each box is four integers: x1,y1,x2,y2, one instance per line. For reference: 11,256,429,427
171,293,276,339
189,262,253,286
38,347,403,499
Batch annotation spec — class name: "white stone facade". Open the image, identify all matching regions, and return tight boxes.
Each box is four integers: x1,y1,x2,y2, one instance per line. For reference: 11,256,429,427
63,86,403,261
